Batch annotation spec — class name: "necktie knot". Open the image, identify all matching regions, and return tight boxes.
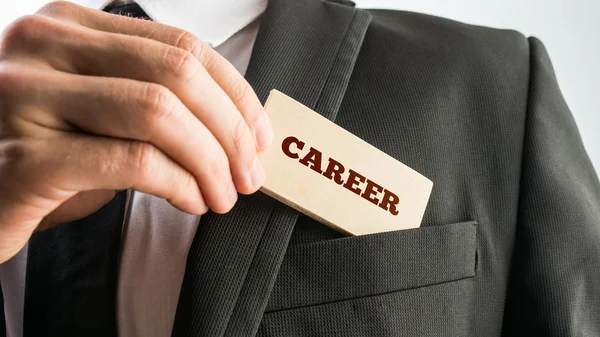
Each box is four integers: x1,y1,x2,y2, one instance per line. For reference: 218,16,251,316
103,2,151,20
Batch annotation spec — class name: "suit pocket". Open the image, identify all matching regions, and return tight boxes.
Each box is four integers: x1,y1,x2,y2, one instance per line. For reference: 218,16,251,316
265,221,478,312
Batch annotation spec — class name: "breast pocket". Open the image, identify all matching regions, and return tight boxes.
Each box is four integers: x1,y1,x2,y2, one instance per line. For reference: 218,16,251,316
259,221,478,337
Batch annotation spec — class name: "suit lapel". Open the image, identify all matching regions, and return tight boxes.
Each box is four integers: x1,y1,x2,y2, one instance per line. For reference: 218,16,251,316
171,1,371,336
23,190,128,337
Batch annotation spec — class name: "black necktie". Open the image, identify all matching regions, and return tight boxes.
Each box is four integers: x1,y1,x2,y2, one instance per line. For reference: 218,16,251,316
104,2,152,20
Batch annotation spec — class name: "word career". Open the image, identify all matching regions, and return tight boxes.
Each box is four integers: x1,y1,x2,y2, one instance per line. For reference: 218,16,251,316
281,136,400,216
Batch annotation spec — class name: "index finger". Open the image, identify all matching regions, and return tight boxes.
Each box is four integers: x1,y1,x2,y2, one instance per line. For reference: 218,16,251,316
37,1,272,151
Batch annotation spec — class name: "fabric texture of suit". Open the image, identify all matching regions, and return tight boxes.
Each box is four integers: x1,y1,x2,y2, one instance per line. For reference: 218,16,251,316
14,0,600,336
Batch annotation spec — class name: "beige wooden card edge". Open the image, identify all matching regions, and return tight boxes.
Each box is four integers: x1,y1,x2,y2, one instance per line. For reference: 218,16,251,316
259,186,355,236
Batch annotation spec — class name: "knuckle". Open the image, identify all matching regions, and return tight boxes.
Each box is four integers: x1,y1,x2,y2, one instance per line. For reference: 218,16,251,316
0,140,29,165
140,84,177,128
127,141,156,179
0,112,23,140
0,140,39,182
1,15,54,50
164,46,202,81
206,151,229,178
173,30,206,60
0,64,22,98
230,118,251,154
178,172,197,196
36,1,76,17
230,81,253,108
0,68,28,138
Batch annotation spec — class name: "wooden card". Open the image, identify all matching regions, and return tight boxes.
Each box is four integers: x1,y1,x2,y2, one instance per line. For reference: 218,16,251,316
259,90,433,236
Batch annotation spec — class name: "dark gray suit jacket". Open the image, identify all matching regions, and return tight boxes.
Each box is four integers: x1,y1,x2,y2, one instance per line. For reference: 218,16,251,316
9,0,600,336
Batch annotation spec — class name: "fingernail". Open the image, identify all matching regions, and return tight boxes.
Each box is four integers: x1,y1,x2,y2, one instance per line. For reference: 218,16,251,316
254,115,273,150
228,181,238,204
251,157,265,189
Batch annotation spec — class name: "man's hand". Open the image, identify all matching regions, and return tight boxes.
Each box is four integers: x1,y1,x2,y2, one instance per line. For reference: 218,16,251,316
0,1,272,263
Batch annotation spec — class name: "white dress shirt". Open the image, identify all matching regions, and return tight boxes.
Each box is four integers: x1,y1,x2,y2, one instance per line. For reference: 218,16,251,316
0,0,266,336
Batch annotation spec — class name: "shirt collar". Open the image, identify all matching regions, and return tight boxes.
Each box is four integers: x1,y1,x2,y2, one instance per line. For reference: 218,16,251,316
77,0,267,48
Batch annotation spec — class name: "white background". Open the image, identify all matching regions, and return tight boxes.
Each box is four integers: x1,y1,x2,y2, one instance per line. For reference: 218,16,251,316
1,0,599,172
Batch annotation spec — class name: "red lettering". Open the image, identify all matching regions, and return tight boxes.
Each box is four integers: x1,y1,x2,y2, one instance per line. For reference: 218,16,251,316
379,190,400,216
281,135,401,216
282,136,304,159
361,179,383,205
323,157,345,185
343,169,366,196
299,147,324,174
